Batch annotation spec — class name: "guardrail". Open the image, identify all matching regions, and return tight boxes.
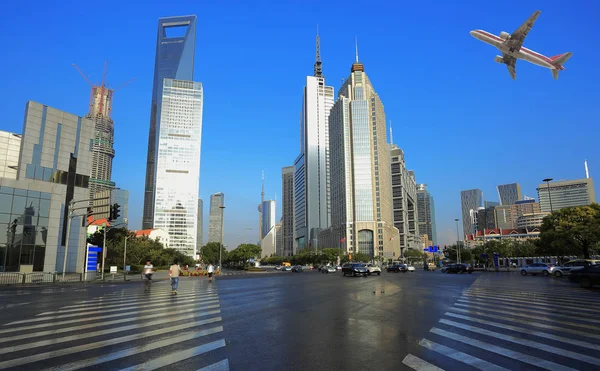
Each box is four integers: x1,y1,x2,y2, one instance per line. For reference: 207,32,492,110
0,272,84,286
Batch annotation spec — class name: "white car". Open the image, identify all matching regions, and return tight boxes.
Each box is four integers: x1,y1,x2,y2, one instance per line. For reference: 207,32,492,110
366,264,382,276
407,265,415,272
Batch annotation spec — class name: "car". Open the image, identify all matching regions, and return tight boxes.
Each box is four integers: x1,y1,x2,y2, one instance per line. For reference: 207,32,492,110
274,265,282,270
291,265,303,273
520,263,557,276
366,263,381,276
342,263,368,277
321,266,337,274
386,264,407,273
553,259,600,277
568,265,600,288
336,265,342,270
406,265,415,272
444,264,473,274
282,266,292,272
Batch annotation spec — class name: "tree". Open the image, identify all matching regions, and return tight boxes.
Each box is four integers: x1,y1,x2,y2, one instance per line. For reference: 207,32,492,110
201,242,228,265
227,244,261,267
539,204,600,259
321,248,340,263
404,249,427,262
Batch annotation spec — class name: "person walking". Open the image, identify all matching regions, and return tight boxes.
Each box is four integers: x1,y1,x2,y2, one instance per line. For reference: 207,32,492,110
169,260,181,295
207,263,214,282
143,260,153,292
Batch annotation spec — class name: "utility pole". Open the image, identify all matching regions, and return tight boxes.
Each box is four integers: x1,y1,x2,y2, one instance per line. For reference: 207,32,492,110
219,205,226,271
61,200,75,281
123,235,129,274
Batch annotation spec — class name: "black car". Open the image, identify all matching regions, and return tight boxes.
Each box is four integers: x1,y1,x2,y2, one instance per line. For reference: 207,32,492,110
568,265,600,288
444,263,473,274
342,263,368,277
387,264,407,273
291,265,303,273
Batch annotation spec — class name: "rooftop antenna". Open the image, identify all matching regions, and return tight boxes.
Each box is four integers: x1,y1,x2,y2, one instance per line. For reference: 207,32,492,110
389,121,393,145
585,159,590,179
355,37,359,63
314,24,323,77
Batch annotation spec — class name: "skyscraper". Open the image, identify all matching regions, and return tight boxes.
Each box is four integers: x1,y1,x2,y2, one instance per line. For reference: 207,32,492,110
328,51,398,258
208,192,225,243
261,200,276,239
197,198,203,249
152,79,203,257
391,146,419,253
537,178,596,213
281,166,294,256
416,184,437,245
143,15,197,230
460,189,483,238
294,32,335,252
497,183,522,205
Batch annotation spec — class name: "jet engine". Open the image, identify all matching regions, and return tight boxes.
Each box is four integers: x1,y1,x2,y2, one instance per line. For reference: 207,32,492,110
494,55,504,63
499,31,510,40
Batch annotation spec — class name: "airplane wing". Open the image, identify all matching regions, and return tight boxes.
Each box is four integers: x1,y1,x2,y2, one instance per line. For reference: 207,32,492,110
503,53,517,80
506,10,541,53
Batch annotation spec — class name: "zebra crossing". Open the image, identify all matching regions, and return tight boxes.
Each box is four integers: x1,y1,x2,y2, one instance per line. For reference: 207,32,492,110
0,280,229,370
403,277,600,371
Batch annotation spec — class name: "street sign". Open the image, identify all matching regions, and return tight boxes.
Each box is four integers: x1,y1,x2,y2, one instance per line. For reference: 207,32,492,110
85,245,102,272
110,266,117,273
125,265,131,272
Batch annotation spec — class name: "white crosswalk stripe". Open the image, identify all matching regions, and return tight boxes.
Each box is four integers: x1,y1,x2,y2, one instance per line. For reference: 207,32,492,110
0,280,229,370
404,278,600,371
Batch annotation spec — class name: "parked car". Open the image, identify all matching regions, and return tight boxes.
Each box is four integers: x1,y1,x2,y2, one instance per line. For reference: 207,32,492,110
520,263,557,276
321,266,337,274
406,265,415,272
444,264,473,274
291,265,303,273
553,259,600,277
568,265,600,288
366,263,382,276
282,266,292,271
387,264,407,273
274,265,282,270
342,263,368,277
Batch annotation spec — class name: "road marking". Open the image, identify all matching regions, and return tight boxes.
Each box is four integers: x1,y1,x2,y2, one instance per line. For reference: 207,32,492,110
462,292,600,314
401,353,444,371
0,302,220,335
466,288,600,305
0,302,30,309
49,291,218,310
453,302,600,331
197,359,230,371
430,327,578,371
0,319,222,369
418,338,508,371
439,318,600,365
119,340,226,371
41,328,224,371
444,312,600,352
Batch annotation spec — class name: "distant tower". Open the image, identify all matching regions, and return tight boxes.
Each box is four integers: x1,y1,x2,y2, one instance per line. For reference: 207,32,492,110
585,160,590,179
258,171,265,241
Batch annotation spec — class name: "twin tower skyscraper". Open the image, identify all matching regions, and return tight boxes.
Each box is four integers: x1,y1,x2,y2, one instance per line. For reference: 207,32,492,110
142,15,203,258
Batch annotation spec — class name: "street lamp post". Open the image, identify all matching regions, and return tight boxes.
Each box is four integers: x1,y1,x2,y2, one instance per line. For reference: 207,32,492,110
219,205,225,271
454,218,461,264
542,178,554,213
123,235,129,274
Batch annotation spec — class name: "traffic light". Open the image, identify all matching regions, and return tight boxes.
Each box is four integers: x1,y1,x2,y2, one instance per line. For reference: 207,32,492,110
110,203,121,221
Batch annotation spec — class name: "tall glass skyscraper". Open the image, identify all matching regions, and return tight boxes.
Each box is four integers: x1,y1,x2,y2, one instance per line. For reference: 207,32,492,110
497,183,522,205
460,189,483,237
143,15,197,230
328,56,397,258
294,33,334,252
152,79,203,257
208,192,225,243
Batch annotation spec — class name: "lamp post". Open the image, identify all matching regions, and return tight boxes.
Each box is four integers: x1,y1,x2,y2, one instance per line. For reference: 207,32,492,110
542,178,554,213
454,218,461,264
123,235,129,274
219,205,225,271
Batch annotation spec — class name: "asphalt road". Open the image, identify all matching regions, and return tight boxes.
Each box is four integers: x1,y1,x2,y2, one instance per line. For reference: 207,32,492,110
0,269,599,370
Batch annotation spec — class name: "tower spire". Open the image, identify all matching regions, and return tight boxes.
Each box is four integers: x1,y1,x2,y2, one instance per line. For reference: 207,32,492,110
261,170,265,204
314,24,323,77
355,37,359,63
351,37,364,72
389,121,393,145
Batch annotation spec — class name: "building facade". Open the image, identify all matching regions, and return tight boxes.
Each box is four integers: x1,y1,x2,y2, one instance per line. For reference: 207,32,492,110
208,192,224,243
152,79,203,257
281,166,294,256
537,178,596,213
0,131,21,179
197,198,203,250
416,184,437,245
327,58,398,259
460,189,483,238
1,102,94,273
110,188,129,227
497,183,522,205
391,147,419,253
294,34,335,252
261,200,276,240
143,15,197,230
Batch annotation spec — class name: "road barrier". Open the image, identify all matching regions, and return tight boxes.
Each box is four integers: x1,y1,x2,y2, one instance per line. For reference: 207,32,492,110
0,272,84,286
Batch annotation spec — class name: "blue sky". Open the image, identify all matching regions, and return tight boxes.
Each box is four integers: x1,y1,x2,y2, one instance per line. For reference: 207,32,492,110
1,0,598,248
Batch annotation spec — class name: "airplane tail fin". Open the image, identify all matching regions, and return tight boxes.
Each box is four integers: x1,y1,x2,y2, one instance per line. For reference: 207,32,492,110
549,52,572,80
552,69,559,80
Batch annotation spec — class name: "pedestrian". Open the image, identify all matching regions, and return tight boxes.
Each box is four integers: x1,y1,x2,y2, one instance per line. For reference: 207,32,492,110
143,260,153,292
169,260,181,295
207,263,214,282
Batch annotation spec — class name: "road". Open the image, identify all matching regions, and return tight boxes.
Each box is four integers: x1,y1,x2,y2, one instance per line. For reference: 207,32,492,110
0,269,599,370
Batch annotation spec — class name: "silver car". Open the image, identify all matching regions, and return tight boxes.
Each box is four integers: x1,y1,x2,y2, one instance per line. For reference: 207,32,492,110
553,259,600,277
520,263,557,276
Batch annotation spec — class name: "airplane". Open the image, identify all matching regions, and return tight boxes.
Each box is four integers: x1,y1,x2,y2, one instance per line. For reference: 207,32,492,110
470,10,572,80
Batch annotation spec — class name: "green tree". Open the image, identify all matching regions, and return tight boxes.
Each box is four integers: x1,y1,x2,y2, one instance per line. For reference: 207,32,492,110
404,249,427,262
227,244,261,267
539,204,600,259
201,242,228,265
